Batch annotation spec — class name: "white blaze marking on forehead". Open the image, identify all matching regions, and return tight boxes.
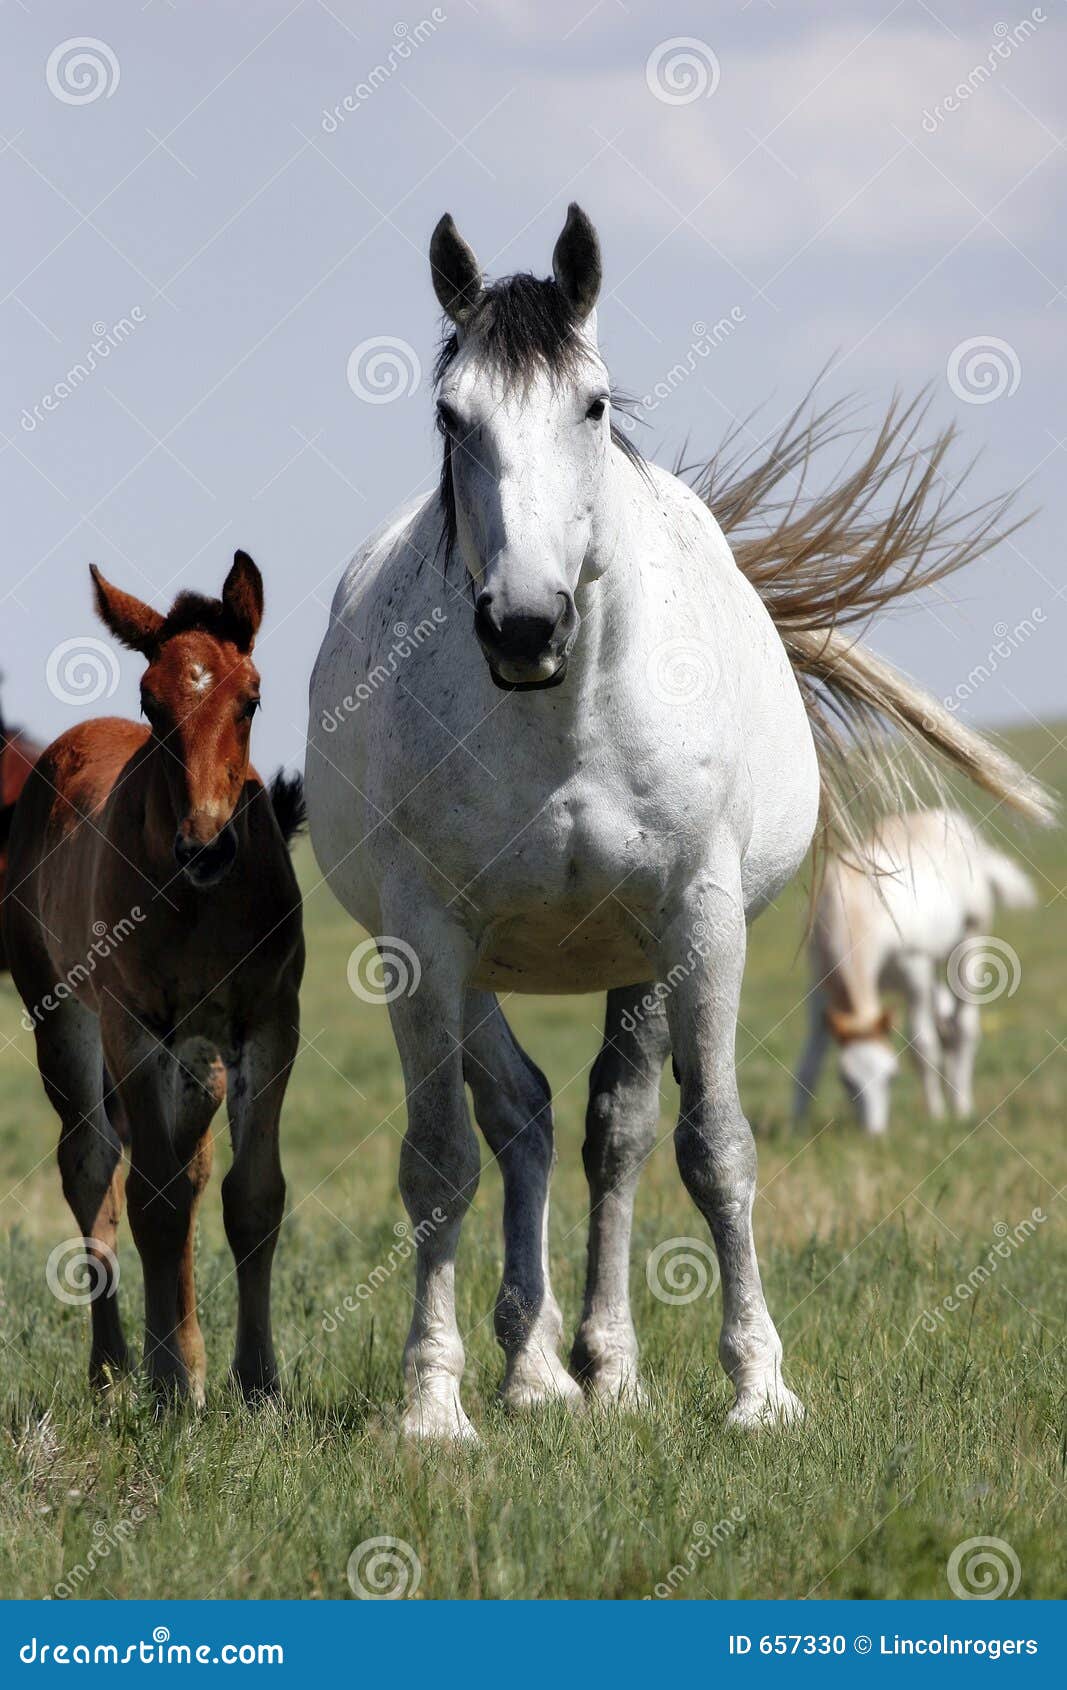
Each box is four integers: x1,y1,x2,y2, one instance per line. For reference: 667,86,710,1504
189,664,213,693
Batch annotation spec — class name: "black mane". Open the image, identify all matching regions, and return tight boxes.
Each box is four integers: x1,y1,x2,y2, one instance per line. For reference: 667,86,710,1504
158,592,246,647
433,272,645,560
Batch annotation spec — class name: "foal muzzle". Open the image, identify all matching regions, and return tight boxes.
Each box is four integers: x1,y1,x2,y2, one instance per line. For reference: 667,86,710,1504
173,822,238,887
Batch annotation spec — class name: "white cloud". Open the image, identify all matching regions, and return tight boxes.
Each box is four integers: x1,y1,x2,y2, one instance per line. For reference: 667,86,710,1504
450,15,1062,263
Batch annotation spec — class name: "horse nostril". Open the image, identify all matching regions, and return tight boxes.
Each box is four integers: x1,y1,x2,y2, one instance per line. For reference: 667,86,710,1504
474,592,499,644
554,590,577,639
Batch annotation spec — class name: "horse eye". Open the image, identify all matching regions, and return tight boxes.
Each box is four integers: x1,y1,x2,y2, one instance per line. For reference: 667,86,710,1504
436,401,461,435
585,398,607,422
239,697,260,722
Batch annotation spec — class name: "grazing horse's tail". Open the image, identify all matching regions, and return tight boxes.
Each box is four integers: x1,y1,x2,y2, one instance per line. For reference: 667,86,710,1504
268,769,307,849
694,388,1056,864
978,842,1038,910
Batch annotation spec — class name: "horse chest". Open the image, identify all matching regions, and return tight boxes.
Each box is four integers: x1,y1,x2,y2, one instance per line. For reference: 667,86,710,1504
423,780,686,992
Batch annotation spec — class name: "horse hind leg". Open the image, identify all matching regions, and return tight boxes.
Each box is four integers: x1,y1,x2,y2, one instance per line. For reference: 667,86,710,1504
462,991,581,1413
36,1003,129,1386
663,878,804,1430
898,953,947,1120
571,985,671,1408
936,983,980,1118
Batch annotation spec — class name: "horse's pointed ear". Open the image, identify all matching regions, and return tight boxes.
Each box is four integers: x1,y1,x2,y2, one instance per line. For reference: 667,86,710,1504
89,565,164,656
221,550,263,651
430,213,483,326
552,202,601,322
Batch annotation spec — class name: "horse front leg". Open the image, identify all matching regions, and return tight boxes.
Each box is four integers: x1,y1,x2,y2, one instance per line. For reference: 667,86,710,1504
462,990,581,1412
383,900,481,1442
571,986,670,1407
662,878,804,1430
222,1007,297,1399
793,986,830,1125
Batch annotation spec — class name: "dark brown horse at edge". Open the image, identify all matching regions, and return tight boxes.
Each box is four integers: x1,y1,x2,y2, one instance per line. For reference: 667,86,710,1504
1,553,305,1404
0,687,41,973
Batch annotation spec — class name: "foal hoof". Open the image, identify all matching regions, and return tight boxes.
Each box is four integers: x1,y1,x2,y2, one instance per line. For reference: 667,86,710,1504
88,1351,132,1391
231,1368,281,1407
148,1374,204,1417
726,1384,806,1431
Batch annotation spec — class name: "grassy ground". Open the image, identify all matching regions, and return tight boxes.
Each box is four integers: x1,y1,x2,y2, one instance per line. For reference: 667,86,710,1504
0,724,1064,1601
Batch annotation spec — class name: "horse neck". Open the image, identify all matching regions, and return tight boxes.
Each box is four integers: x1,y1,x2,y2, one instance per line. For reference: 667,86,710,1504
818,875,883,1025
560,446,638,713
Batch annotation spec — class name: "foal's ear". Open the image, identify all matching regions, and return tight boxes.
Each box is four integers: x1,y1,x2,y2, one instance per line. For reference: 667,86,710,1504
430,213,483,326
552,202,601,322
89,565,164,656
221,550,263,651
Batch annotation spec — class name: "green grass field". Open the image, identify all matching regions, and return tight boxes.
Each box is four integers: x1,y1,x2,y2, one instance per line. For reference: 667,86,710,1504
0,725,1064,1601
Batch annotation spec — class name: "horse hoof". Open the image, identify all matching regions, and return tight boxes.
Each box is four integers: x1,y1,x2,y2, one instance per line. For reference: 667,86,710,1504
584,1372,651,1412
726,1385,806,1430
500,1369,585,1415
402,1400,480,1444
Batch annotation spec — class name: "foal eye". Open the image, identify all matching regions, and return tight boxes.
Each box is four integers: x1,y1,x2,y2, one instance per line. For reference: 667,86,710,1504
585,398,607,422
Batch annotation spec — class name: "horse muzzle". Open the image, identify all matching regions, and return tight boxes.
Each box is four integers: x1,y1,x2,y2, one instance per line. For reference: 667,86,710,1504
173,821,238,887
474,589,578,691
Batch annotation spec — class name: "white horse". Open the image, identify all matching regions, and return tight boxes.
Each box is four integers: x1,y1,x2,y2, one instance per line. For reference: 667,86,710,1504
794,808,1036,1135
306,206,1050,1439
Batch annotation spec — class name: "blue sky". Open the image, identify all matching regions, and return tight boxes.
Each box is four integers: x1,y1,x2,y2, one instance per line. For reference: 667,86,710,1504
3,0,1065,770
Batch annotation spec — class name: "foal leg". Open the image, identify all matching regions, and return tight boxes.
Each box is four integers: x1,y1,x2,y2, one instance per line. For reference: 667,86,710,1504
35,1002,128,1383
170,1040,226,1398
571,987,670,1406
222,1011,297,1399
663,879,803,1429
462,990,580,1412
105,1020,203,1405
897,953,946,1120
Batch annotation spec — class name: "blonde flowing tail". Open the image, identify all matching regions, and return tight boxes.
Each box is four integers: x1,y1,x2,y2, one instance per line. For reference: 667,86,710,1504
691,387,1056,861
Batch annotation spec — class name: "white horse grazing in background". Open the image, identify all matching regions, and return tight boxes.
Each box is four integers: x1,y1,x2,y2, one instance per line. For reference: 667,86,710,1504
306,205,1051,1440
795,809,1037,1135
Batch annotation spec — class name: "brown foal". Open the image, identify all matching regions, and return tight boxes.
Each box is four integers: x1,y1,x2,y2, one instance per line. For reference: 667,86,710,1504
3,552,304,1403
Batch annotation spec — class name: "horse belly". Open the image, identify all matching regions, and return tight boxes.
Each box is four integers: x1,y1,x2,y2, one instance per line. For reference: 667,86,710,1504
472,903,652,994
455,787,683,992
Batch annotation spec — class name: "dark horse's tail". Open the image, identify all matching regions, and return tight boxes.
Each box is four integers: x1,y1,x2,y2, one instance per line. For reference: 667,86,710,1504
268,769,307,849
